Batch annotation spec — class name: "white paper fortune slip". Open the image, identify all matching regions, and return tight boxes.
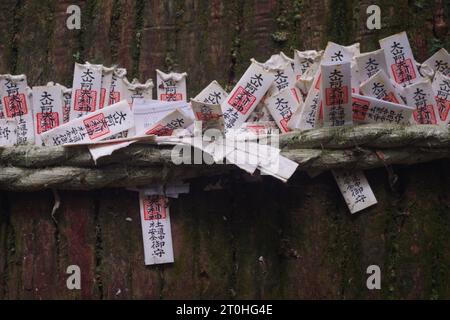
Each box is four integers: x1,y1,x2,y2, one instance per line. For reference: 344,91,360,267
263,53,296,96
41,100,134,146
139,193,174,266
423,48,450,77
190,99,224,132
432,71,450,126
32,85,64,146
332,170,378,214
359,70,403,104
141,108,193,136
69,62,103,119
320,61,353,127
0,119,17,146
194,80,228,105
294,50,323,81
265,87,301,133
403,80,440,125
355,48,389,83
352,94,414,124
221,60,274,130
0,74,35,145
379,31,420,87
156,69,187,102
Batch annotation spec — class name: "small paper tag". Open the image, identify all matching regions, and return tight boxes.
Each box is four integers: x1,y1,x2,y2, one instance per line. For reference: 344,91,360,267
423,48,450,77
142,109,193,136
190,99,224,132
139,193,174,265
403,80,440,125
69,63,103,119
32,85,64,146
359,70,403,104
221,60,274,130
355,48,389,83
0,74,35,145
156,70,187,102
41,100,134,146
332,170,378,214
194,80,228,105
379,32,420,87
320,61,353,127
265,87,301,133
432,71,450,125
352,93,414,124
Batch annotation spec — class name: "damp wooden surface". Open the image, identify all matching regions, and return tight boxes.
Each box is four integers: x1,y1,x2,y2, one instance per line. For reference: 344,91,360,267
0,0,449,299
0,161,449,299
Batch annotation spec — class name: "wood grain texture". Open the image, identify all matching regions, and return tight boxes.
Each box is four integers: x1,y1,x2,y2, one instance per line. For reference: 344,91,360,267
0,0,449,299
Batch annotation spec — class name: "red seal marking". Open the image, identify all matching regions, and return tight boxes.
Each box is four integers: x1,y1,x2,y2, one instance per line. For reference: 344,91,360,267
143,196,167,220
352,97,370,121
413,105,437,124
74,89,97,112
36,112,60,134
325,86,349,106
390,58,416,84
160,93,183,101
3,94,28,118
145,124,174,136
227,86,256,115
83,113,110,139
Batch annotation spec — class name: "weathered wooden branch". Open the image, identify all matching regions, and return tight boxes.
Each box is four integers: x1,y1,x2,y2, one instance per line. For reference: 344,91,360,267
0,124,448,190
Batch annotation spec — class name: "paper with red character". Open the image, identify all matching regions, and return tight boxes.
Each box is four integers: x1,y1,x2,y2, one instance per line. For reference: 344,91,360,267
355,49,389,83
41,100,134,146
359,70,404,104
32,85,64,146
432,71,450,125
423,48,450,77
69,62,103,119
194,80,228,105
265,87,302,133
0,74,35,145
221,60,275,131
332,170,378,214
190,99,224,132
139,193,174,266
403,80,440,125
121,77,154,107
320,61,353,127
141,108,193,137
352,93,413,124
47,82,72,124
156,69,187,102
0,119,17,146
379,32,420,87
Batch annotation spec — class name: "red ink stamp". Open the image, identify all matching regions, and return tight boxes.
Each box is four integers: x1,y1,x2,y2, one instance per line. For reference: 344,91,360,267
352,97,370,121
74,89,97,112
436,97,450,121
413,105,437,124
143,196,167,220
36,112,60,134
145,124,173,136
391,59,416,84
228,86,256,115
83,113,110,139
325,86,349,106
108,91,121,106
3,94,28,117
160,93,183,101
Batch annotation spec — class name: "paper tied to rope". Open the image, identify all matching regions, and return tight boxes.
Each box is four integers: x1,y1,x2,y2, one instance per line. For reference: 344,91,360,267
190,98,224,132
0,74,35,145
156,69,187,102
403,79,441,125
423,48,450,78
194,80,228,105
41,99,134,146
355,49,389,83
432,71,450,126
32,84,65,146
221,59,275,131
265,87,302,133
